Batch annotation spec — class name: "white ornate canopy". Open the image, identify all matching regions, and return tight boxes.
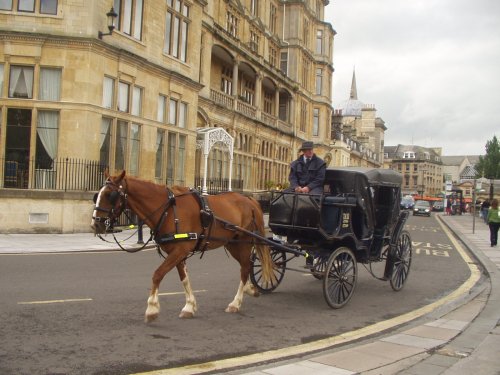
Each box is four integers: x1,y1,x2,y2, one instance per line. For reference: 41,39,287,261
196,127,234,194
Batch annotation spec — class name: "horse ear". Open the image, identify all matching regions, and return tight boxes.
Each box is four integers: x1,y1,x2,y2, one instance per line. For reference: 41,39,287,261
104,168,110,179
118,170,126,181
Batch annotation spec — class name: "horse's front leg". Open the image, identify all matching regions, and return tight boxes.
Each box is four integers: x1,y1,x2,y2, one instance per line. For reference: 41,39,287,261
145,248,186,323
177,261,198,319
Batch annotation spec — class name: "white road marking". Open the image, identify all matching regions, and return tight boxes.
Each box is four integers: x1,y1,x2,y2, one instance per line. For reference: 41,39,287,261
158,290,207,296
18,298,93,305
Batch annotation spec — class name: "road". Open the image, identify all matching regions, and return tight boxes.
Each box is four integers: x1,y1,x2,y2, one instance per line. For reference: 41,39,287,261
0,214,472,375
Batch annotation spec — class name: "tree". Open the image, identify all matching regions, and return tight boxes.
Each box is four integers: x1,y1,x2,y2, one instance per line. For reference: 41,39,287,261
475,135,500,200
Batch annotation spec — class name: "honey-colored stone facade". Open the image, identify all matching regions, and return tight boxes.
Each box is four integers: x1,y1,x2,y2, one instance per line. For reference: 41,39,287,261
0,1,335,232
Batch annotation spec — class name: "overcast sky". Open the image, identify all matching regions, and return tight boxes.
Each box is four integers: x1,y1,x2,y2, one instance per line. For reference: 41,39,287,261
324,0,500,156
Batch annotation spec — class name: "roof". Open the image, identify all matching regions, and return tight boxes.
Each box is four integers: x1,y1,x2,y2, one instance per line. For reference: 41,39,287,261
460,165,477,179
384,144,442,161
326,167,402,186
440,155,481,166
335,68,365,117
441,156,465,166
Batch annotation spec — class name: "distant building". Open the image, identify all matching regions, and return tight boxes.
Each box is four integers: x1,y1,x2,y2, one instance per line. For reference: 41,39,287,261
440,155,500,203
384,145,443,197
331,70,386,168
441,155,480,185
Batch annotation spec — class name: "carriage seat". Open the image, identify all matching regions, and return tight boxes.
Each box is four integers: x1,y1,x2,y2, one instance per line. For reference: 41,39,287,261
269,192,321,238
321,195,357,235
322,195,357,205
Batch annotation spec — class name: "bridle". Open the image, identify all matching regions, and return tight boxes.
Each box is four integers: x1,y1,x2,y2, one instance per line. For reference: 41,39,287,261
92,178,180,253
93,179,128,231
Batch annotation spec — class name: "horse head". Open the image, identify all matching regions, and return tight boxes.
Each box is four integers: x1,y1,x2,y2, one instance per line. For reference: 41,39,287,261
91,170,128,234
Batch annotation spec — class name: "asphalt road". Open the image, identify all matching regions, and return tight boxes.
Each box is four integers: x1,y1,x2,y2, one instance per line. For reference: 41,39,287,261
0,214,472,375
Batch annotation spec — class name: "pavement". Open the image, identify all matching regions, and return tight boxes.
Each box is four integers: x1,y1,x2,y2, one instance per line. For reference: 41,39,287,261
1,213,499,375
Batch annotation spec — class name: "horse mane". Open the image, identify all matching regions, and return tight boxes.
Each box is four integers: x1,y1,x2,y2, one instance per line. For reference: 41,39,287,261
119,174,190,196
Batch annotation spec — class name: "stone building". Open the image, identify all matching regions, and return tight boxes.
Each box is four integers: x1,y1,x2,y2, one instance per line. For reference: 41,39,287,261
0,0,335,232
331,70,385,168
384,144,443,197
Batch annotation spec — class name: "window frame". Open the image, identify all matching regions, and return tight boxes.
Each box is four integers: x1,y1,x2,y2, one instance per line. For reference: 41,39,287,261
313,107,320,136
39,67,61,101
8,65,34,99
113,0,144,40
315,67,322,95
164,0,190,62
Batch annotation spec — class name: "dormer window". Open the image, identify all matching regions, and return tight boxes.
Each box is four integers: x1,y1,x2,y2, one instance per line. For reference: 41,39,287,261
403,151,415,159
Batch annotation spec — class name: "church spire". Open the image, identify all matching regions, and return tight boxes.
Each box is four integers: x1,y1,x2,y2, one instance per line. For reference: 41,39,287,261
349,68,358,100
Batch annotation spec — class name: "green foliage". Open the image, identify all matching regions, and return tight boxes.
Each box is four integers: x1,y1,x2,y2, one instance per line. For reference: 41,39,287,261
264,180,275,190
476,135,500,179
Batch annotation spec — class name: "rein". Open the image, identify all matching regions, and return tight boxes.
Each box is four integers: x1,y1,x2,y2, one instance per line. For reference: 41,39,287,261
94,179,174,253
94,178,261,256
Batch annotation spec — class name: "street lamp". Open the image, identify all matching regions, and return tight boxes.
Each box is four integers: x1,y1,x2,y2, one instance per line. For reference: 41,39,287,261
418,167,427,198
98,7,118,39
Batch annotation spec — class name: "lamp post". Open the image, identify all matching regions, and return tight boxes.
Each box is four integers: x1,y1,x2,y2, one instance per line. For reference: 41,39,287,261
98,7,118,39
418,166,427,198
472,178,477,234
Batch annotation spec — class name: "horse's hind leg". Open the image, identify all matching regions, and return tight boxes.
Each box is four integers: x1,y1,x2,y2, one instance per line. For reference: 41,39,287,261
177,260,198,319
225,244,259,313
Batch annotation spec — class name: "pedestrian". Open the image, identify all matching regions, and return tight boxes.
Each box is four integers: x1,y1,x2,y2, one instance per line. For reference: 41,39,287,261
446,197,452,216
486,199,500,247
287,141,326,195
481,199,490,224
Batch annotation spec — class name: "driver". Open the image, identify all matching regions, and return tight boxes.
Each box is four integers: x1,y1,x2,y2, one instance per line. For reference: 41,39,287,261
287,141,326,194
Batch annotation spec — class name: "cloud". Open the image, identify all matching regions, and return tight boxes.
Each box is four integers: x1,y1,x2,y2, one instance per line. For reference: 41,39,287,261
326,0,500,155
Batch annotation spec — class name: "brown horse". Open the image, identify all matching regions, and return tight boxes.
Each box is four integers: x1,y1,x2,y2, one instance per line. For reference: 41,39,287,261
91,171,274,322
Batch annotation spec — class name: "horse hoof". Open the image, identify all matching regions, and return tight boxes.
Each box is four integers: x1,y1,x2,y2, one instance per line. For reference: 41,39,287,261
145,313,158,323
225,306,239,313
179,311,194,319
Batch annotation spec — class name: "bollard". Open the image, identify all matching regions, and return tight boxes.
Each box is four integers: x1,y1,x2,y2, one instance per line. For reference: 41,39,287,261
137,220,144,244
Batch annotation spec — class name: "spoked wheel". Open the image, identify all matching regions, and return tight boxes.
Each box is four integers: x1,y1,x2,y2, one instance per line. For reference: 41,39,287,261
389,230,412,291
323,247,357,309
250,247,286,293
311,255,329,280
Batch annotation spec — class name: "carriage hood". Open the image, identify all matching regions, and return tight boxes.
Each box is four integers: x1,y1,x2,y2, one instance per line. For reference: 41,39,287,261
325,167,402,188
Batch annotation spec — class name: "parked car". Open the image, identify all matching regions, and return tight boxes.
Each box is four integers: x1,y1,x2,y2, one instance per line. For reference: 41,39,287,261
400,196,415,210
432,201,444,212
413,200,431,216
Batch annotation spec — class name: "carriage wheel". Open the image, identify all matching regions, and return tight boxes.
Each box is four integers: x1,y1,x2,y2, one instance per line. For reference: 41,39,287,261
389,230,412,291
323,247,357,309
311,255,328,280
250,247,286,293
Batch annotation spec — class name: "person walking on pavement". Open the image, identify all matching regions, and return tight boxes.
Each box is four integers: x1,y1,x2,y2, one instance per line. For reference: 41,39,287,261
446,197,452,216
486,198,500,247
288,141,326,195
481,199,490,224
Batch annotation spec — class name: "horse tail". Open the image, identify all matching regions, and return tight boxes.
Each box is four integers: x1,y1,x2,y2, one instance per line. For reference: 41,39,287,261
248,197,274,284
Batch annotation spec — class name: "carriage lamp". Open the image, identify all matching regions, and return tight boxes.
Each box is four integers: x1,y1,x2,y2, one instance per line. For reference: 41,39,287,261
98,7,118,39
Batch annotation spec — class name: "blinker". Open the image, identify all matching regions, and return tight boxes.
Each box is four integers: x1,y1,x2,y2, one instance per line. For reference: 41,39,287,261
109,191,120,205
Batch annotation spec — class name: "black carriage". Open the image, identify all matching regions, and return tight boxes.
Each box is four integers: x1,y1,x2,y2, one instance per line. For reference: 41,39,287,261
250,167,412,309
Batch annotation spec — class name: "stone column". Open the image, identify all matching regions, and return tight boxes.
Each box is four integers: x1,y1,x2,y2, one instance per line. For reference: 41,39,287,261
255,73,262,117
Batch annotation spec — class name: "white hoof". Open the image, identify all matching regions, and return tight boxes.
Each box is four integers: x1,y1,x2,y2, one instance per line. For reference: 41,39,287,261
225,305,239,313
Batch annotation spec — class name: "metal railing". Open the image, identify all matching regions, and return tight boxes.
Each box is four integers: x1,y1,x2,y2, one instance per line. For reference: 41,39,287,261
194,176,243,195
1,157,107,191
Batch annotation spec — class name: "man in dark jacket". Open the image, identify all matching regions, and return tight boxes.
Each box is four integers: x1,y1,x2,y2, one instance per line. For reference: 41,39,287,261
288,141,326,194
